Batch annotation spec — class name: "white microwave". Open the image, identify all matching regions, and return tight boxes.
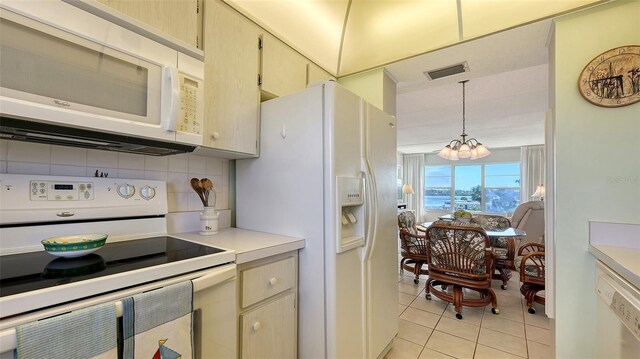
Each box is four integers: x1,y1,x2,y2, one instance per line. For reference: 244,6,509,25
0,1,204,154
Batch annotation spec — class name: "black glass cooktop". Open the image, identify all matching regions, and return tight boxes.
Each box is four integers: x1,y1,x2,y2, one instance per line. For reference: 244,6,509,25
0,236,225,297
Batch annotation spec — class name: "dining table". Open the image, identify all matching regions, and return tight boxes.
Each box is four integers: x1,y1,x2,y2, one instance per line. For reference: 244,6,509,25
421,221,527,238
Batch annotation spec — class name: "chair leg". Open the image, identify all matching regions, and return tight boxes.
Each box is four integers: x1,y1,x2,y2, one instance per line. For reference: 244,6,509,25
453,286,463,319
413,262,423,284
425,278,433,300
487,287,500,314
400,258,406,275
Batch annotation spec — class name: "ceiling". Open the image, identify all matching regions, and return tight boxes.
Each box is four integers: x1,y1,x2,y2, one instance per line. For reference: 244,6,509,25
224,0,603,76
224,0,608,155
389,19,551,154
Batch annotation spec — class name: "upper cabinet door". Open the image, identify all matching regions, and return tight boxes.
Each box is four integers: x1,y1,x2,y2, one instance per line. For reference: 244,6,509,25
307,62,336,86
96,0,199,48
260,33,307,98
202,0,261,156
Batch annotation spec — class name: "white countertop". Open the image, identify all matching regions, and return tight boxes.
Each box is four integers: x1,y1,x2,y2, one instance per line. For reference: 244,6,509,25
172,228,305,264
589,244,640,289
588,221,640,289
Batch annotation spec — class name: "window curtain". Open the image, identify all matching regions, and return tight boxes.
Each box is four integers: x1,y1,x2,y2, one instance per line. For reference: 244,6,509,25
520,145,545,203
403,154,425,221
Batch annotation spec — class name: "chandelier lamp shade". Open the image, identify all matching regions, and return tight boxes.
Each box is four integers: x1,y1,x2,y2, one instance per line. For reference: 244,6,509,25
437,80,490,161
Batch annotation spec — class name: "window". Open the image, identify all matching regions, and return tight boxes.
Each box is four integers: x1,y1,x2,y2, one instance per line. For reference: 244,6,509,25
424,162,521,213
485,163,520,213
424,166,452,210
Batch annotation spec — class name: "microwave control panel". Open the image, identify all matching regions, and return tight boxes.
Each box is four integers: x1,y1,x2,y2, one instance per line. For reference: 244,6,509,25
179,75,202,135
30,180,95,201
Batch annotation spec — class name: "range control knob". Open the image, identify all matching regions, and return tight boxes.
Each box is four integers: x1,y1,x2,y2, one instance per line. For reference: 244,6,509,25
139,186,155,200
117,183,135,199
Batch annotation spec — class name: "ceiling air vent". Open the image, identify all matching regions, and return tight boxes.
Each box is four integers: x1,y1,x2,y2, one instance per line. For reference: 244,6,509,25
424,62,469,80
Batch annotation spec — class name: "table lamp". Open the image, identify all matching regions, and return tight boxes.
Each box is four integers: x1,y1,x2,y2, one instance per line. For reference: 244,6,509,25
402,183,414,202
531,184,545,201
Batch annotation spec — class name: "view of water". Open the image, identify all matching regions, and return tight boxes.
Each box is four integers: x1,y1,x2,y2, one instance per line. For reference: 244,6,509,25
425,195,476,210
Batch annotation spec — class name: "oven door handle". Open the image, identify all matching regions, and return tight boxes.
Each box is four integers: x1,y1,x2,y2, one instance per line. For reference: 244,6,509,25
192,264,236,292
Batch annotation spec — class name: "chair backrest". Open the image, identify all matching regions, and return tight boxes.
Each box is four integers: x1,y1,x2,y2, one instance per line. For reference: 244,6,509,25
399,229,428,260
425,220,491,278
510,201,545,244
398,211,419,235
472,214,511,230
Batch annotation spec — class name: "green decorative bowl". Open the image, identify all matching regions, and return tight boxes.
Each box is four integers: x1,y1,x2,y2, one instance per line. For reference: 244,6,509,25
41,234,108,258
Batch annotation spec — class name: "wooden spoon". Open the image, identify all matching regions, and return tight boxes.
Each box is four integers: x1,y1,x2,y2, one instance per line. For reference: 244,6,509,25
201,178,214,207
190,178,206,206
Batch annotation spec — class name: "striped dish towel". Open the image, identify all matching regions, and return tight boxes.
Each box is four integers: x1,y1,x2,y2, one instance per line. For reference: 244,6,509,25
15,302,117,359
122,281,194,359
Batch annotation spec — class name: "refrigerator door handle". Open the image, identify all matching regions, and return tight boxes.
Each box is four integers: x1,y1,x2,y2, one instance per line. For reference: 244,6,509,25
362,160,377,261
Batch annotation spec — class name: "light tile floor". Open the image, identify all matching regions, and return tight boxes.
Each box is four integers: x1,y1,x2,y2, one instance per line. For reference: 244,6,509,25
388,270,552,359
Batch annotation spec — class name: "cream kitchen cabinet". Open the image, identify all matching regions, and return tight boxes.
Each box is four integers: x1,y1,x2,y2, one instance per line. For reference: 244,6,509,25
307,62,336,86
260,33,308,99
238,252,298,358
201,0,261,157
96,0,199,47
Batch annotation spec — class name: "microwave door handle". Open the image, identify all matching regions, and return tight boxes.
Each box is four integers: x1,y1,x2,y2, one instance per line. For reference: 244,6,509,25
161,66,180,132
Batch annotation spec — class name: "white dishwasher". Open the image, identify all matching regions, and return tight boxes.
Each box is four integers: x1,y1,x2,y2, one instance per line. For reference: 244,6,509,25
595,260,640,358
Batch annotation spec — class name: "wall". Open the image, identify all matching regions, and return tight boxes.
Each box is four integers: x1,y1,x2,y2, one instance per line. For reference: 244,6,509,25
552,0,640,357
0,139,231,231
338,68,397,115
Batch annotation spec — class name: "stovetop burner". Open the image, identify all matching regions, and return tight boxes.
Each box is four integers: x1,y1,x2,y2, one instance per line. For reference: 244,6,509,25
0,236,224,297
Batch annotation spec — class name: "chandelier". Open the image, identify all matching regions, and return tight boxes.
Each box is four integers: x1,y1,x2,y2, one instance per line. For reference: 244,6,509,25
437,80,490,160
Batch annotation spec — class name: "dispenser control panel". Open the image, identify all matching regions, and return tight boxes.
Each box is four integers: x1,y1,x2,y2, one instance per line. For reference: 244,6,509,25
337,177,364,206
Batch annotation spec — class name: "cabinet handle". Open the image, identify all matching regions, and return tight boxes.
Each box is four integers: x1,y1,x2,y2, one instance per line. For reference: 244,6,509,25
252,321,261,331
211,132,220,140
268,277,278,286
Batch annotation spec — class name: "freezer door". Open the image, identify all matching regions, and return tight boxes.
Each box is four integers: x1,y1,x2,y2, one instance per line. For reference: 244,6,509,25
362,103,398,358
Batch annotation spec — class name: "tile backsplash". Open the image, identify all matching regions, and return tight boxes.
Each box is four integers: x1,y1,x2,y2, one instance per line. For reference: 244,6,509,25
0,139,230,214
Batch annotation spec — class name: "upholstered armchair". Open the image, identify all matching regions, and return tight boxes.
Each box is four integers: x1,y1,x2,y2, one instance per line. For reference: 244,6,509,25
398,211,428,284
472,214,516,290
515,242,545,314
510,201,545,244
424,220,499,320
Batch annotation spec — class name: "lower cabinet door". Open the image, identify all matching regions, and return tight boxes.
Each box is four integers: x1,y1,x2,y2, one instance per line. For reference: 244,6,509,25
241,293,296,358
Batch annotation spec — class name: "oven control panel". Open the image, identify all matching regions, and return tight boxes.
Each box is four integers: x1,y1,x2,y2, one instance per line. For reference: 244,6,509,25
30,180,95,201
1,174,168,225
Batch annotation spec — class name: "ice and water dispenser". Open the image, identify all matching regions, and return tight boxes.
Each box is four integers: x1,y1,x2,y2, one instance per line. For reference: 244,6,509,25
336,177,365,253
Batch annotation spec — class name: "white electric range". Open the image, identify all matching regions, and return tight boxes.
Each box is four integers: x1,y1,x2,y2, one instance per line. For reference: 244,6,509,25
0,173,237,358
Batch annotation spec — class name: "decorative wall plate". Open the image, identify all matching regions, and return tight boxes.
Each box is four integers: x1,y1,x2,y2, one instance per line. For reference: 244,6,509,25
578,45,640,108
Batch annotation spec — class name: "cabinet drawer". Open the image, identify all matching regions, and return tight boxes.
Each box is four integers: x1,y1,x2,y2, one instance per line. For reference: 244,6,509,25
241,256,295,307
240,293,296,359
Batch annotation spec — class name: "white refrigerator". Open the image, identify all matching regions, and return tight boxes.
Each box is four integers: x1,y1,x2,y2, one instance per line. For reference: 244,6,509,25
237,81,398,358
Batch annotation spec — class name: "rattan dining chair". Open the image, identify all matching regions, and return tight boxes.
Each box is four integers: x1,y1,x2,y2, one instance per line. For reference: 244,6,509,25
424,220,499,320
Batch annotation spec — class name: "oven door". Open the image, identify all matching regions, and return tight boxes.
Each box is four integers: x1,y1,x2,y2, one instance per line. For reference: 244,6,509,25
0,263,237,359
